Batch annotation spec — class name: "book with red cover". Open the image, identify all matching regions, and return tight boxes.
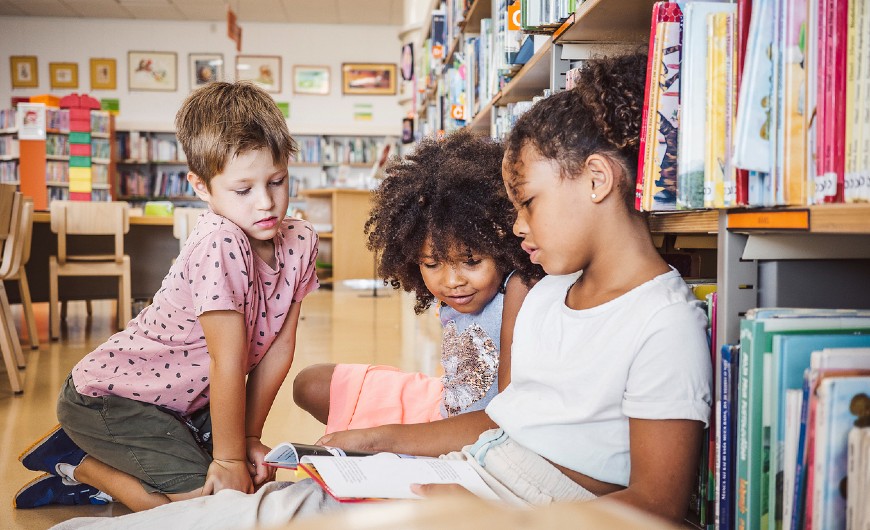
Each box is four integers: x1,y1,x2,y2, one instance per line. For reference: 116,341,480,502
734,0,752,205
636,2,665,211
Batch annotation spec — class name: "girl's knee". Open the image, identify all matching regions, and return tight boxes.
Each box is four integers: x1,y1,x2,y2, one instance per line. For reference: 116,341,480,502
293,364,335,413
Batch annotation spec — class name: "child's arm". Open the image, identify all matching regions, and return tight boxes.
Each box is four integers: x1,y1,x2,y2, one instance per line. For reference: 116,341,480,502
591,418,704,522
497,274,533,392
318,409,498,457
199,310,254,495
243,301,303,486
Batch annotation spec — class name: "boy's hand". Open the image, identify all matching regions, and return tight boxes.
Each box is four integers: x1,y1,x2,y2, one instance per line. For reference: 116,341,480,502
245,437,276,487
202,458,254,495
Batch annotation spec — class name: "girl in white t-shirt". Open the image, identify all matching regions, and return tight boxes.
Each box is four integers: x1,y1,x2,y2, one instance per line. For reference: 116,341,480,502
46,54,711,528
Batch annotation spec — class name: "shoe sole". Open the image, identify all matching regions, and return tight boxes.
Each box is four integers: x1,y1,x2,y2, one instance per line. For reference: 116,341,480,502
17,424,63,467
12,472,51,509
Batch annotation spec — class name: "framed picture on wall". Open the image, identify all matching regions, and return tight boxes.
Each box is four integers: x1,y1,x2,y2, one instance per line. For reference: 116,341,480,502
293,65,330,95
341,63,397,95
128,51,177,91
10,56,38,89
189,53,223,88
236,55,281,93
90,58,117,90
49,62,78,89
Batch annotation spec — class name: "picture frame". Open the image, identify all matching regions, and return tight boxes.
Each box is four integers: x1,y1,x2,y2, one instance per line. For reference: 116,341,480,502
293,65,330,95
49,62,78,89
10,56,38,89
189,53,224,89
341,63,397,95
128,51,177,92
236,55,281,93
90,58,117,90
400,44,414,81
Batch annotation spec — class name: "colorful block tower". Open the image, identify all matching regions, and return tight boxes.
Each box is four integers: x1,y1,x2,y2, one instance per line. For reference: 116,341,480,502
60,93,101,201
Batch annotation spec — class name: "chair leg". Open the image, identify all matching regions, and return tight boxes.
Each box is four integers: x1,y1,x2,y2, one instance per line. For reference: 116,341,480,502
0,285,23,393
17,271,39,349
0,285,25,368
119,263,132,330
49,260,60,341
86,300,93,316
61,301,68,321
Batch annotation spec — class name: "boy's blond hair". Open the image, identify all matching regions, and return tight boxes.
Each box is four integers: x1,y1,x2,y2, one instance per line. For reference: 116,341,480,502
175,81,296,187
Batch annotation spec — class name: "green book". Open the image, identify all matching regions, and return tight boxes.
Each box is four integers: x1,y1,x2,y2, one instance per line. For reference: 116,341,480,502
735,309,870,530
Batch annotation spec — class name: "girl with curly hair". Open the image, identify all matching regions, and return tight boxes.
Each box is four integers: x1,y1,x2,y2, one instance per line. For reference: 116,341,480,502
294,128,543,456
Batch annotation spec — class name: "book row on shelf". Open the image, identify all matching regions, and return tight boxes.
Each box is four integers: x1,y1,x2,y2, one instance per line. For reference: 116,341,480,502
697,305,870,530
636,0,870,212
414,0,870,212
291,135,397,166
116,131,185,162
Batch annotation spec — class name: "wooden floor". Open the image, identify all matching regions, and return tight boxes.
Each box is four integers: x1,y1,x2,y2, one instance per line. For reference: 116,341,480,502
0,286,441,529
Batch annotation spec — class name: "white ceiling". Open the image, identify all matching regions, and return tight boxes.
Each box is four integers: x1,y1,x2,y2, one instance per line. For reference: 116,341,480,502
0,0,404,25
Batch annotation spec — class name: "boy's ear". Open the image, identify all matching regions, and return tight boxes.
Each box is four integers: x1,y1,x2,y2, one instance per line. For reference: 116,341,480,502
585,154,616,203
187,172,210,201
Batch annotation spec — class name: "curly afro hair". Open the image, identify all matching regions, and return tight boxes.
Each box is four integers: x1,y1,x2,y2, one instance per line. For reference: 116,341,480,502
366,128,544,314
503,52,647,212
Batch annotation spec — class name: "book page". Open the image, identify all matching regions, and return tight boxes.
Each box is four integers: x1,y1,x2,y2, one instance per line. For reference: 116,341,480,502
301,454,500,501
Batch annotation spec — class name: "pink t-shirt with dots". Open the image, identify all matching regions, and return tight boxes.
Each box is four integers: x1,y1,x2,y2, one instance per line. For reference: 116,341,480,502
72,211,319,416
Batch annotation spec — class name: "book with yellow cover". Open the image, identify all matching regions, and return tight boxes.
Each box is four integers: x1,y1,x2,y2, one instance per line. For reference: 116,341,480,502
704,12,729,208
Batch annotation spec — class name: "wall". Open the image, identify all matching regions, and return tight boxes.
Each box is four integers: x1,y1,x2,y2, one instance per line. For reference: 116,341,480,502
0,16,403,136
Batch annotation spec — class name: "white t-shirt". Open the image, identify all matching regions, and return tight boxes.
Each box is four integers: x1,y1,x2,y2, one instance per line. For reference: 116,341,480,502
485,268,712,487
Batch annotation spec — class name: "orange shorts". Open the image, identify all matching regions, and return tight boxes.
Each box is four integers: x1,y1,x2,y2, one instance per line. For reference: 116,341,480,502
325,364,444,434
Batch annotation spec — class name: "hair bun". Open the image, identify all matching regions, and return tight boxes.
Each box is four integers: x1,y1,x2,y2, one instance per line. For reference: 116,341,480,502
575,53,647,152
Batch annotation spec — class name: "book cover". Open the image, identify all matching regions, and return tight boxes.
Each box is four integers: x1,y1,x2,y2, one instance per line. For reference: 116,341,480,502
678,2,735,210
704,12,729,208
264,442,377,470
297,454,500,503
767,333,870,530
718,343,739,530
637,1,665,212
733,0,774,176
812,375,870,530
781,0,808,206
846,427,870,529
646,2,682,212
735,309,870,530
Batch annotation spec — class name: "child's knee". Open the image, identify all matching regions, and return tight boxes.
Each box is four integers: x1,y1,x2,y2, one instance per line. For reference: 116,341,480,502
293,364,335,412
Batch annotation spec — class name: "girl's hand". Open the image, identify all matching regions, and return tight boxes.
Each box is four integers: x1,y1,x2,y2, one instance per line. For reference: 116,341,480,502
202,458,254,495
410,483,474,498
245,437,276,487
316,427,380,453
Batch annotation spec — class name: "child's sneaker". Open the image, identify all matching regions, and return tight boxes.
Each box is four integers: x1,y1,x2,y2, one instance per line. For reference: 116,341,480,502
13,474,110,509
19,424,87,477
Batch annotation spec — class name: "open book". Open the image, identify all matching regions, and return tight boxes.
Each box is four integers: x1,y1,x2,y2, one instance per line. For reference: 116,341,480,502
263,442,376,470
297,453,500,503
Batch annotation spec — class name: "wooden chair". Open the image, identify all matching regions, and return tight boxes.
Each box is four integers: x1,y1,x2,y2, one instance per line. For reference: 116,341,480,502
49,201,132,341
0,185,24,392
172,207,207,264
2,197,38,350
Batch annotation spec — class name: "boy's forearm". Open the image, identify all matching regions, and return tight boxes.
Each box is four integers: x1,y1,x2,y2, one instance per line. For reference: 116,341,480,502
373,410,497,456
210,361,248,461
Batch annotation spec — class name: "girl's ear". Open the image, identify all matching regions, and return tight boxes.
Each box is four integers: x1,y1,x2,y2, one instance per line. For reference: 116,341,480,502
585,154,616,203
187,172,211,202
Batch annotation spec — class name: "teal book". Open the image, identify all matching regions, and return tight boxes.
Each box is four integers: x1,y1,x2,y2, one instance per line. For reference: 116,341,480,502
768,333,870,530
735,309,870,530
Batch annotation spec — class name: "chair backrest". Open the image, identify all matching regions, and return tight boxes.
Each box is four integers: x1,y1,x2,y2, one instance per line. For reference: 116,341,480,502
0,189,22,278
0,183,16,240
50,200,130,264
173,207,207,252
19,198,34,266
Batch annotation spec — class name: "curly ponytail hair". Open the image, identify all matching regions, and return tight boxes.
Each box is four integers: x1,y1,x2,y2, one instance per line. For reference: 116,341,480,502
503,52,647,211
365,129,544,314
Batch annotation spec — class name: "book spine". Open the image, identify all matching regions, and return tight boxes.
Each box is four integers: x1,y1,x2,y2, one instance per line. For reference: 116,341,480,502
844,0,859,202
789,371,812,530
724,12,737,207
734,0,753,205
814,0,831,202
636,2,663,212
782,0,809,206
828,0,848,203
736,320,754,530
